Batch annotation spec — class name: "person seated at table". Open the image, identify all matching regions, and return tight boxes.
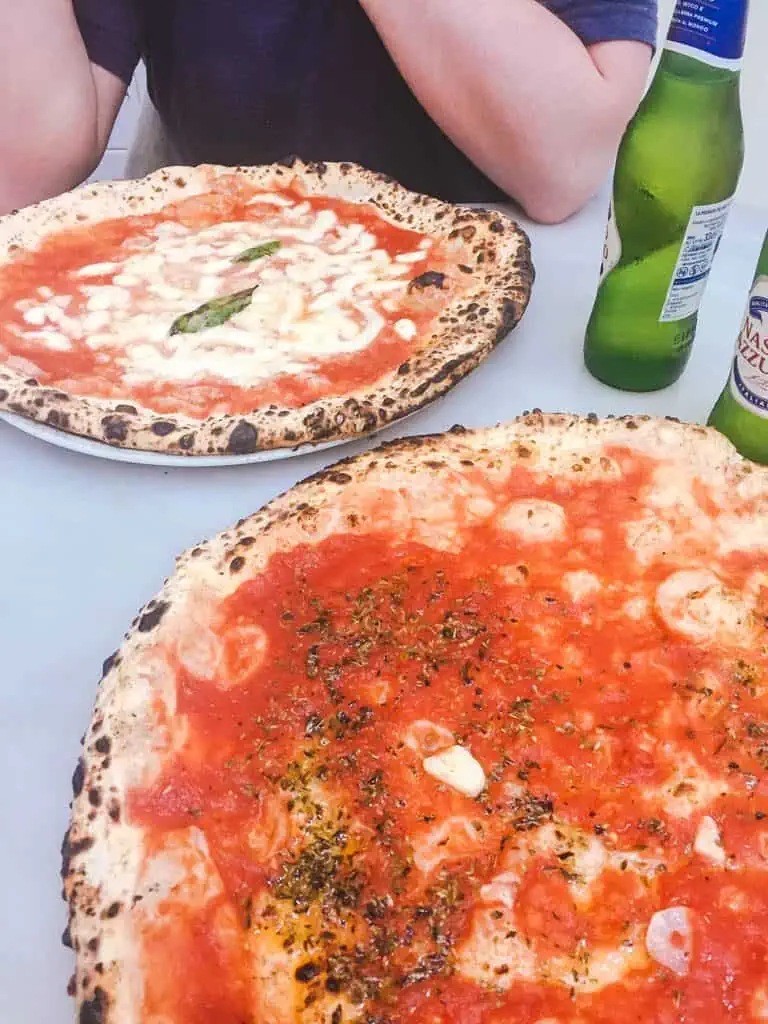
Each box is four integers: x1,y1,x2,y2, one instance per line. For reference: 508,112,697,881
0,0,656,223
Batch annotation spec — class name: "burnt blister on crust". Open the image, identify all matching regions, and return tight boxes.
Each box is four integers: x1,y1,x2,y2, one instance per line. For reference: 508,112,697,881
100,415,128,444
408,270,446,292
79,987,108,1024
227,419,259,454
151,420,176,436
72,758,86,797
46,408,70,429
94,735,111,755
61,830,94,879
101,651,119,678
136,600,169,633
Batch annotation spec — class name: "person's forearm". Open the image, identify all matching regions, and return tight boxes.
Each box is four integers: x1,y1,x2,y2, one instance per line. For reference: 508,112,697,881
0,0,100,212
359,0,651,221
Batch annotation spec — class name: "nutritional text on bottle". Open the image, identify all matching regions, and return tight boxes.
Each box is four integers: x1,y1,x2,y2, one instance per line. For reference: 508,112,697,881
659,197,733,323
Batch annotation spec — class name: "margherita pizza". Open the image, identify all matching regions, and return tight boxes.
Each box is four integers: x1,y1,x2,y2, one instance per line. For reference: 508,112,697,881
63,413,768,1023
0,160,532,454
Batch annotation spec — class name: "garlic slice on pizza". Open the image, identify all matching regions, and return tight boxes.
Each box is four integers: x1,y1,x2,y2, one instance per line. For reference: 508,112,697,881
64,414,768,1023
0,160,532,454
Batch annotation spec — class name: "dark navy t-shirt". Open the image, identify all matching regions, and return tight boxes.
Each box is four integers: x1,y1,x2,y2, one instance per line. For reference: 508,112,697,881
75,0,657,202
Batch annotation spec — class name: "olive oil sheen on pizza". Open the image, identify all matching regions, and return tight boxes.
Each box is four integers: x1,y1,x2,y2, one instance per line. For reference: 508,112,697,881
584,0,749,391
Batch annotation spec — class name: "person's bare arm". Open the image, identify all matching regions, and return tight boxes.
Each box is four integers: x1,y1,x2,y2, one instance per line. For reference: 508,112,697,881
359,0,652,223
0,0,125,213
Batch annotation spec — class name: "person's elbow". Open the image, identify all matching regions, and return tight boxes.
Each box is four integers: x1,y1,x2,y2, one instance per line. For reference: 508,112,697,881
514,127,623,225
510,71,649,223
519,181,595,225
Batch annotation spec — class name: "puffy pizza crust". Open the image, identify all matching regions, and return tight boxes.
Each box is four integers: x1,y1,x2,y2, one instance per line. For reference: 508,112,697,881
0,160,533,454
62,413,768,1023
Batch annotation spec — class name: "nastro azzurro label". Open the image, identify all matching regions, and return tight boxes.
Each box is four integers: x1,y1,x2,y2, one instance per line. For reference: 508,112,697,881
730,276,768,417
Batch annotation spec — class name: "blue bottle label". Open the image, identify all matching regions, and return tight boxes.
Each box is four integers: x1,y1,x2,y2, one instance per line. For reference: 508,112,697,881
668,0,749,66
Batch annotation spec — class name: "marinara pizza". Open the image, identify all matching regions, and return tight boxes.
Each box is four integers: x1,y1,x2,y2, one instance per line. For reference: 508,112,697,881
0,160,532,455
63,413,768,1024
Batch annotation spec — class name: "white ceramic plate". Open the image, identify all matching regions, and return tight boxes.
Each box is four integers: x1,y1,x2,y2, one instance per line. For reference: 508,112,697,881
0,411,357,466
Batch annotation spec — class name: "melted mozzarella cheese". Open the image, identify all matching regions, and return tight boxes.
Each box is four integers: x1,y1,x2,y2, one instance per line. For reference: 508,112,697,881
498,499,567,542
562,570,602,602
136,828,223,916
752,986,768,1020
694,815,726,866
13,199,431,388
625,514,673,566
655,569,753,645
403,719,455,757
457,823,651,996
550,936,647,993
458,905,538,986
412,816,481,875
622,595,649,620
653,750,729,818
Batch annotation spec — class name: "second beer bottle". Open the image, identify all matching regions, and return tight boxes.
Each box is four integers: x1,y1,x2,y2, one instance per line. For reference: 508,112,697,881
584,0,749,392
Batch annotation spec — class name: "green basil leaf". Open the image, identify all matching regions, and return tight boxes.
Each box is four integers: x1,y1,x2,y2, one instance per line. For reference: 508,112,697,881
232,240,282,264
169,286,258,336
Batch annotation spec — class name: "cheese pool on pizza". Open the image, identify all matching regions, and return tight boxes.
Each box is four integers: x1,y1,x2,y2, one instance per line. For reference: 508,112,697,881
0,161,532,454
63,414,768,1024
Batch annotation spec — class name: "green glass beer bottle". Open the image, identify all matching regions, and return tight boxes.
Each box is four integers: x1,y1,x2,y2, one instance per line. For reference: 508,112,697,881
708,228,768,463
584,0,749,392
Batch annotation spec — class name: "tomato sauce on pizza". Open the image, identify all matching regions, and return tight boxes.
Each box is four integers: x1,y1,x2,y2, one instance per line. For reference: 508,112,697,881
123,442,768,1024
0,177,462,419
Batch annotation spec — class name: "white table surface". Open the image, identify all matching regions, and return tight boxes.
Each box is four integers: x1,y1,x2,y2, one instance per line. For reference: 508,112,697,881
0,192,766,1022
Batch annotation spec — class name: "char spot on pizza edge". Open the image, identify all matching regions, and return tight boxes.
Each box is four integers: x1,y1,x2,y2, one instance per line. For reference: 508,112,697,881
100,415,127,443
94,735,111,755
101,651,119,678
410,352,474,398
136,600,169,633
227,420,259,454
46,409,70,429
408,270,447,292
496,298,521,339
71,758,85,797
60,831,94,878
78,987,108,1024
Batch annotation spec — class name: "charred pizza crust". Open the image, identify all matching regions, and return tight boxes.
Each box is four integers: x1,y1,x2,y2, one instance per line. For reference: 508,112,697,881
0,159,533,455
62,412,768,1023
